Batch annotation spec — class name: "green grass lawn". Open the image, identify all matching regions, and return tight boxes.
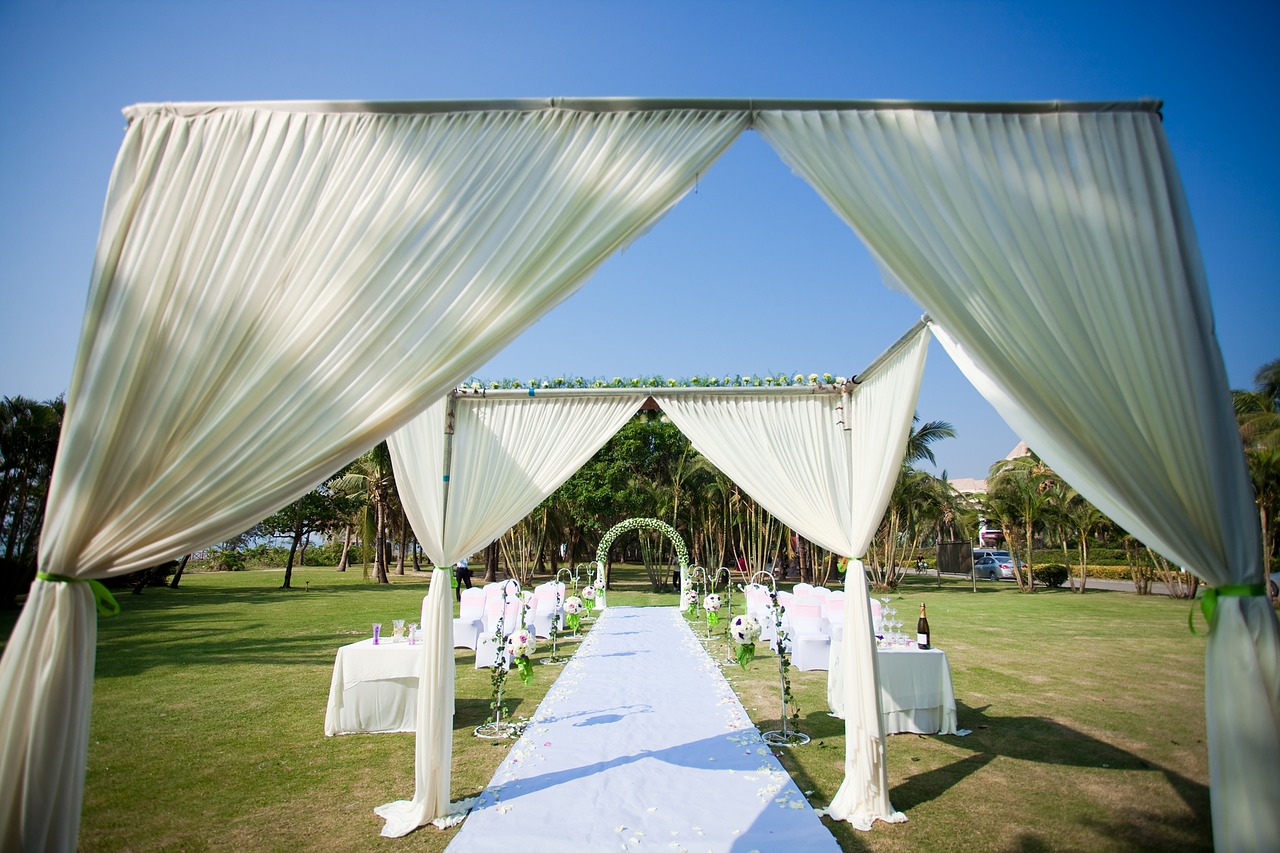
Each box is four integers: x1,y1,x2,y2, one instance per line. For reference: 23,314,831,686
0,565,1213,852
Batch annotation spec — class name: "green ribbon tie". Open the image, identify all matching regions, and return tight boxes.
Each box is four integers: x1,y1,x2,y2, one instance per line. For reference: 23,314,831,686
1189,583,1268,635
37,572,121,618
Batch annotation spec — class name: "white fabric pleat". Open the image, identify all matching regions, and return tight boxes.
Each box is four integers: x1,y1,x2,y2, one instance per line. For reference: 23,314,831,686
392,393,648,568
381,391,644,833
654,324,929,830
0,105,746,851
373,570,455,836
757,107,1278,850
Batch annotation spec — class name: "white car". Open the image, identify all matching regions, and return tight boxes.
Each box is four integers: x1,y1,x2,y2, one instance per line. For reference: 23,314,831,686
974,555,1016,580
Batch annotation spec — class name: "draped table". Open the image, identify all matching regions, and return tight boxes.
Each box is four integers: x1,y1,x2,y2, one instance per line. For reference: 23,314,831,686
827,643,958,734
325,637,423,735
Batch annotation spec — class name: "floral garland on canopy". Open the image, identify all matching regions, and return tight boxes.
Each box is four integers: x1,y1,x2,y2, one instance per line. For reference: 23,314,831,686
458,372,850,391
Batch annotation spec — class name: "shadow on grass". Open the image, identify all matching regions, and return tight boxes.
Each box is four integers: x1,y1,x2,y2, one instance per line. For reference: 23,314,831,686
768,699,1209,851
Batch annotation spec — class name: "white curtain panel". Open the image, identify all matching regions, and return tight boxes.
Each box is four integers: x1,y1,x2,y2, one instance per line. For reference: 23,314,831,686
757,106,1278,851
654,323,928,829
0,103,746,852
382,390,644,833
374,569,455,837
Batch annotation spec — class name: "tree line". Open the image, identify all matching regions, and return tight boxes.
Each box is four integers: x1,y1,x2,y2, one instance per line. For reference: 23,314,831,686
3,357,1276,604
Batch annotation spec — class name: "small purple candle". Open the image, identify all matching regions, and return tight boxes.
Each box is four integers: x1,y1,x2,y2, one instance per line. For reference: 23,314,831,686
372,623,382,645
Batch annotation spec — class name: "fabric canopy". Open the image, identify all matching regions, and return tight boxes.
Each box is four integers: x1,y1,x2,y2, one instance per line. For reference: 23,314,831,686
0,97,1271,853
656,322,930,827
755,107,1278,851
0,102,744,851
378,391,646,834
389,392,648,569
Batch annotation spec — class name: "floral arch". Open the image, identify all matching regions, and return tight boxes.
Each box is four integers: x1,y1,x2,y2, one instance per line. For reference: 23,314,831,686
593,517,692,611
594,517,690,577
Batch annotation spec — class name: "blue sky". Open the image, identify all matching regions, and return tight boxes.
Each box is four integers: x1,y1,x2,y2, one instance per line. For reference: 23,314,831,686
1,0,1276,480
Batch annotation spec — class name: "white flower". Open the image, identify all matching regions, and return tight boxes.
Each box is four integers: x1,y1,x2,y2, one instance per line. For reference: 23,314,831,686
730,614,763,644
506,629,536,657
703,593,722,612
564,596,585,615
582,585,597,601
794,373,803,383
836,376,847,385
823,373,833,383
594,577,605,589
682,589,698,606
808,373,818,383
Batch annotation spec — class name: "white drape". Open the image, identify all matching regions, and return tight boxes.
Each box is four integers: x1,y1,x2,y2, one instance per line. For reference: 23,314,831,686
379,391,645,835
757,106,1279,851
0,104,746,851
390,393,648,568
654,323,929,829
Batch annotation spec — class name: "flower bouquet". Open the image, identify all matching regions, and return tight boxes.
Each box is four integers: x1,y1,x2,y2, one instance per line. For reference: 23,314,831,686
581,584,597,603
703,593,723,627
682,589,698,610
728,613,763,668
506,629,538,685
564,596,585,633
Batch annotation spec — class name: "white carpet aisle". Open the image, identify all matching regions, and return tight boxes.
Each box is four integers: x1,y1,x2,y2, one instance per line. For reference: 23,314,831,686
446,606,841,853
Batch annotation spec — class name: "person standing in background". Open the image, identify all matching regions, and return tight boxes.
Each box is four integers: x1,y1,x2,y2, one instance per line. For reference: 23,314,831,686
455,556,472,601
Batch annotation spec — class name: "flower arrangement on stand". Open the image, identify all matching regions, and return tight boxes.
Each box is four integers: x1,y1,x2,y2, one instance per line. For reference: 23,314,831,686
681,588,699,620
506,628,537,685
728,613,763,668
564,595,585,635
703,593,722,641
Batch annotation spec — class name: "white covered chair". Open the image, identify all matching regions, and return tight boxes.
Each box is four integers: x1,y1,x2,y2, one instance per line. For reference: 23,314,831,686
789,614,832,671
530,592,561,639
793,582,815,596
452,587,485,650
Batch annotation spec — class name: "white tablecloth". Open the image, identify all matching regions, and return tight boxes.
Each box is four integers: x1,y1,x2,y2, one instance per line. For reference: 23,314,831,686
827,643,958,734
324,637,424,735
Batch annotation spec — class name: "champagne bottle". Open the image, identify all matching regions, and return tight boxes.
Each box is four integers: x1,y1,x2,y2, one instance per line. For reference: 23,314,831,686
916,603,930,650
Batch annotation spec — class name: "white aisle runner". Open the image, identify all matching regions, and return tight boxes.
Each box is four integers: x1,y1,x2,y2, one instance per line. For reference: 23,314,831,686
446,606,840,852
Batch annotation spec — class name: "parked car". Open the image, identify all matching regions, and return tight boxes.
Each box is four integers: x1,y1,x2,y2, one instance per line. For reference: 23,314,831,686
974,555,1017,580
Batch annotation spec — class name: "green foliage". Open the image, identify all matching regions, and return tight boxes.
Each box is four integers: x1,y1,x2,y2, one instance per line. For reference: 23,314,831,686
1032,564,1069,588
206,547,246,572
0,395,64,577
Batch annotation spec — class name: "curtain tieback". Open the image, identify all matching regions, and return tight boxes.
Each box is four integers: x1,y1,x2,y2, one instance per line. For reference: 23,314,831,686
36,571,121,618
1189,583,1268,635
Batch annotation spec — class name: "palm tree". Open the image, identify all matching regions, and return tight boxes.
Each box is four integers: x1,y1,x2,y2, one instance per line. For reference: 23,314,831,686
330,442,396,584
0,396,64,570
904,414,956,467
1233,358,1280,581
1060,489,1109,593
985,452,1058,591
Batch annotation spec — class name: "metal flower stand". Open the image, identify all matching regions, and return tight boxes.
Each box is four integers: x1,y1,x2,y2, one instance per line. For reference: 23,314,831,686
758,576,808,747
579,562,598,625
475,592,525,739
719,583,738,666
542,620,567,666
541,571,572,665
